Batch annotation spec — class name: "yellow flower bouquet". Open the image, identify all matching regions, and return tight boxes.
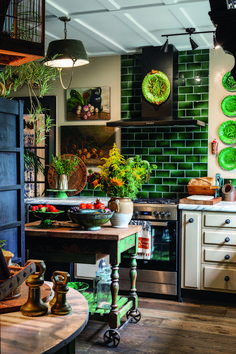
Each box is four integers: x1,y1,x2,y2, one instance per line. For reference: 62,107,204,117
87,143,156,200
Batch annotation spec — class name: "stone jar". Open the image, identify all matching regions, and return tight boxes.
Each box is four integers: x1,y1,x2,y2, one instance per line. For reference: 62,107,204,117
108,197,133,228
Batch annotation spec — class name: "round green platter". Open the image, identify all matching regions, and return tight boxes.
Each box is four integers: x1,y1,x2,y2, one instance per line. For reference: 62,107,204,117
218,120,236,144
218,147,236,170
221,95,236,117
142,69,170,105
222,72,236,92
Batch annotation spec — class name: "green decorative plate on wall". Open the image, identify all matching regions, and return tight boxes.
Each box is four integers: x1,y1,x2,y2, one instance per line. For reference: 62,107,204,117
222,72,236,92
142,69,170,105
218,120,236,144
218,147,236,170
221,95,236,117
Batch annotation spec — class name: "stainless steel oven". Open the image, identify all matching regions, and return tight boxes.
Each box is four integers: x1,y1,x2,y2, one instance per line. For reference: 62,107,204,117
119,198,180,300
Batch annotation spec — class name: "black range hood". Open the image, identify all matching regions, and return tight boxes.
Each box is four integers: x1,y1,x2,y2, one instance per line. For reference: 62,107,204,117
106,118,206,127
107,45,205,128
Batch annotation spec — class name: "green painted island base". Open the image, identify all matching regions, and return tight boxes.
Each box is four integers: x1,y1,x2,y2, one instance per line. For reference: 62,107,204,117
25,221,142,348
84,292,141,347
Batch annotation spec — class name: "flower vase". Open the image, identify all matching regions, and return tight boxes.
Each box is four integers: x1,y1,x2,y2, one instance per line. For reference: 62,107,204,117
56,174,69,190
108,197,133,228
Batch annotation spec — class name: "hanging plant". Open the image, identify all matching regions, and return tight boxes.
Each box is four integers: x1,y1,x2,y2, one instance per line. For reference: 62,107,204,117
0,60,59,144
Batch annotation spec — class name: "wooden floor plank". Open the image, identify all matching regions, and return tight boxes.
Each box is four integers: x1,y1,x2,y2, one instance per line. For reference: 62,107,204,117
75,297,236,353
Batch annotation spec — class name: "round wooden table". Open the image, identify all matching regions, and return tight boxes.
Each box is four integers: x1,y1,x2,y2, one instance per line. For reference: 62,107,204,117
0,283,89,354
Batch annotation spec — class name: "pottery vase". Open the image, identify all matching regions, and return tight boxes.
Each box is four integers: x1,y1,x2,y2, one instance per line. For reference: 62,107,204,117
108,197,133,228
56,174,68,190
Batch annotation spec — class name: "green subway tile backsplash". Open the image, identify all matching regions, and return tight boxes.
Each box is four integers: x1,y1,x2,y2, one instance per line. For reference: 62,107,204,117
82,49,209,199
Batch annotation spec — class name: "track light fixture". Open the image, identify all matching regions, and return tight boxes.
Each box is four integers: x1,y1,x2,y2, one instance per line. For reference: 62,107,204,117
161,37,169,52
161,28,216,51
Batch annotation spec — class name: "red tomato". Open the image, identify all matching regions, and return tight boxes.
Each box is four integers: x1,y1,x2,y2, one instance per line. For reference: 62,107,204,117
31,206,39,211
38,204,44,208
79,203,87,209
96,203,105,209
48,207,57,212
86,203,95,209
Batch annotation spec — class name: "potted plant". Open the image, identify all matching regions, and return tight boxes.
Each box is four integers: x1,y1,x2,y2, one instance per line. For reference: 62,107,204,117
87,143,156,227
51,154,81,190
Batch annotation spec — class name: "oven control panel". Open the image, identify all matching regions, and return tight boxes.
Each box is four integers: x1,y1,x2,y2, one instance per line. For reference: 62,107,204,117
133,204,177,221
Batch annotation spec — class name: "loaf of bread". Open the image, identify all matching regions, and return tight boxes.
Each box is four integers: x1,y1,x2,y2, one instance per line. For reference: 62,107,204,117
188,177,215,186
187,177,216,196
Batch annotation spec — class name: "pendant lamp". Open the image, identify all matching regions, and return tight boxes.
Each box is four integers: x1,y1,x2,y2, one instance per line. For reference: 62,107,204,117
44,17,89,89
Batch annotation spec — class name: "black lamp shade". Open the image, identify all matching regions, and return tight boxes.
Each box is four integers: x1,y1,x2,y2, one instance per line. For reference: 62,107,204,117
161,38,169,53
190,37,199,50
44,39,89,67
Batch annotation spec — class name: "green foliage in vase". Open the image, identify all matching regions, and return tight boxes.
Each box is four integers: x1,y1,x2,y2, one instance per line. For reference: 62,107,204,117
52,154,81,176
88,143,157,200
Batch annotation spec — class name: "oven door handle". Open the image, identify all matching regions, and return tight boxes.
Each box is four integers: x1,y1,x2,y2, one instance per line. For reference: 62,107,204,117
149,221,168,227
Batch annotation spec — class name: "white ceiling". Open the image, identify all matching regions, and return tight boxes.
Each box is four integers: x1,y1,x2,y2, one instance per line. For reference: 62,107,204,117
45,0,215,58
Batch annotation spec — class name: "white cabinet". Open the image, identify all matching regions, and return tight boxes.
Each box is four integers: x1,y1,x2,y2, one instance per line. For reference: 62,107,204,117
182,210,236,294
181,211,201,289
202,212,236,293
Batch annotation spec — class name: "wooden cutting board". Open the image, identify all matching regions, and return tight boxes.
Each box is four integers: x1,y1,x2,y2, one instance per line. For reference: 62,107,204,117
179,197,222,205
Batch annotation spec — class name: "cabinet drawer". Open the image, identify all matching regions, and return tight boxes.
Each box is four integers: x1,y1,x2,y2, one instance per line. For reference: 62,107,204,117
203,248,236,264
203,266,236,291
203,212,236,228
203,230,236,246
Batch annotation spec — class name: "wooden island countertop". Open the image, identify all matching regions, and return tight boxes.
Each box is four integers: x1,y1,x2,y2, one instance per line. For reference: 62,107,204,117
0,284,89,354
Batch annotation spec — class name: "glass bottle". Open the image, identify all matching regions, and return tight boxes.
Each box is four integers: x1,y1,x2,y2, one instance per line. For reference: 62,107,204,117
97,267,112,310
93,258,107,303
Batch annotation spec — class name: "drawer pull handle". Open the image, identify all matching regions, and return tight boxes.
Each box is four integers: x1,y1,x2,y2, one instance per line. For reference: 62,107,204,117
225,237,230,243
189,218,194,223
225,219,231,224
224,276,230,282
225,254,230,260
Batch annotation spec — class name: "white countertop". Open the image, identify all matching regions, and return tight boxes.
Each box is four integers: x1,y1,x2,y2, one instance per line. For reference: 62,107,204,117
24,196,110,206
178,201,236,212
25,197,236,212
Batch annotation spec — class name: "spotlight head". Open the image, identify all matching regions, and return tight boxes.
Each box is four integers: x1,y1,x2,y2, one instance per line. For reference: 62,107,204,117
190,37,199,50
161,38,168,52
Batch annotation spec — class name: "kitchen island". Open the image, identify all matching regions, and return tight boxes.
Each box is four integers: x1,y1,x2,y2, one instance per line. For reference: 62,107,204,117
25,221,142,347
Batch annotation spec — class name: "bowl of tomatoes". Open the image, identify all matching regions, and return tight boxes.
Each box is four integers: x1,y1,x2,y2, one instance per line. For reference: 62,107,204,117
30,204,64,228
67,200,113,231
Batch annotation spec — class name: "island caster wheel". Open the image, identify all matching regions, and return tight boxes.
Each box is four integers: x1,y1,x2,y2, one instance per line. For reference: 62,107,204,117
104,329,120,347
126,308,141,323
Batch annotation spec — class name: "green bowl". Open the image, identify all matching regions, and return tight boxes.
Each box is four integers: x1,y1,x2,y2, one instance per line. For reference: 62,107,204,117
30,210,64,228
68,281,89,293
67,210,114,230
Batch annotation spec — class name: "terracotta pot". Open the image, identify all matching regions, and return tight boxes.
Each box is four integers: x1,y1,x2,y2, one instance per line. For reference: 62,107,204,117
108,197,133,228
